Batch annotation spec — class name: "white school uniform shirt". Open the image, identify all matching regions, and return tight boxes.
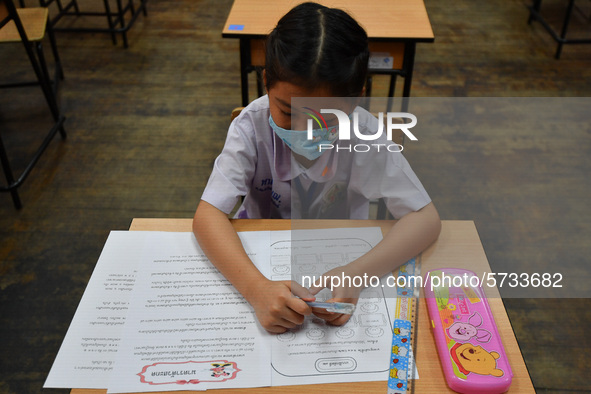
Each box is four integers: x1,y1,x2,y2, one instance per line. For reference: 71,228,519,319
201,95,431,219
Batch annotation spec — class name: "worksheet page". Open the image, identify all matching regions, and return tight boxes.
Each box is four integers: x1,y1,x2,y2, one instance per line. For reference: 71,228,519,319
44,231,145,389
46,228,408,393
269,228,397,386
46,230,272,391
107,231,272,393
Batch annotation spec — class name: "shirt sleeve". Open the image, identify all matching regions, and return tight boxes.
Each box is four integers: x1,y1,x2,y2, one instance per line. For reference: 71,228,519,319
200,114,258,214
382,154,432,218
349,110,431,219
351,151,431,219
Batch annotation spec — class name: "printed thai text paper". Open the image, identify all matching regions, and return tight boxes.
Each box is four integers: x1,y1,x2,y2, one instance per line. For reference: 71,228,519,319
46,228,410,393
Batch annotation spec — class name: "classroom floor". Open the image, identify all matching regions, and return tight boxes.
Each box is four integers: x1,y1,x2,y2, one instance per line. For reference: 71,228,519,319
1,0,590,393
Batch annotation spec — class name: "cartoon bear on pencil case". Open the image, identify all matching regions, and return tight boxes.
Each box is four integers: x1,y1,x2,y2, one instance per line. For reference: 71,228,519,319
450,343,504,377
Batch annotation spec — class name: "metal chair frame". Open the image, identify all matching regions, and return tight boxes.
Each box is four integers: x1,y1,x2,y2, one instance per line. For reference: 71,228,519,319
0,0,66,209
527,0,591,58
23,0,148,48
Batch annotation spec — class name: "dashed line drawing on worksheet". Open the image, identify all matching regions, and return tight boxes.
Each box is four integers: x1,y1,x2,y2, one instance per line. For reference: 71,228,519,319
269,237,395,378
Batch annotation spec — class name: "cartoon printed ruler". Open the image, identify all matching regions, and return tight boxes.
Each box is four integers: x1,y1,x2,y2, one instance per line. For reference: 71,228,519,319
269,228,397,383
388,258,420,394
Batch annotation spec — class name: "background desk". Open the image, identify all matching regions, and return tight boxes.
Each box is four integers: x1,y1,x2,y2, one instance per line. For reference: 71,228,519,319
72,219,534,393
222,0,435,107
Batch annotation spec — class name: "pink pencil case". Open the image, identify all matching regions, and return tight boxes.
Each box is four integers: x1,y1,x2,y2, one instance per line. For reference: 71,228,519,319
424,268,512,393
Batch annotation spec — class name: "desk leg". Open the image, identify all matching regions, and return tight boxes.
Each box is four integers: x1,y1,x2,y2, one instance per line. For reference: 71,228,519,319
528,0,542,24
386,74,397,113
256,67,264,97
103,0,119,46
116,0,129,49
556,0,576,59
401,42,416,112
239,38,251,106
15,21,66,139
365,75,373,98
0,134,22,209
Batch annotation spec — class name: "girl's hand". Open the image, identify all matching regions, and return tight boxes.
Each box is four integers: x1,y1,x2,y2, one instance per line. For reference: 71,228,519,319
308,265,363,326
247,279,315,333
308,295,358,326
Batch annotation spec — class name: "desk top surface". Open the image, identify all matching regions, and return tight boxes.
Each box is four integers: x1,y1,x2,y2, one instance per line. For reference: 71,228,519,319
222,0,434,41
72,219,534,394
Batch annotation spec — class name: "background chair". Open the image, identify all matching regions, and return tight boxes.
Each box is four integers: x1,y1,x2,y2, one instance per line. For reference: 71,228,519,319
230,107,244,122
0,0,66,208
19,0,80,28
25,0,148,48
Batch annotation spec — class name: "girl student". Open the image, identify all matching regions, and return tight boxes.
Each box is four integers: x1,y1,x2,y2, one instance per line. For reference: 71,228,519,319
193,2,440,333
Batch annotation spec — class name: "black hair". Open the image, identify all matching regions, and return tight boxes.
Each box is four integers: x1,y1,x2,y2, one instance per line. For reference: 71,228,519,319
265,2,369,97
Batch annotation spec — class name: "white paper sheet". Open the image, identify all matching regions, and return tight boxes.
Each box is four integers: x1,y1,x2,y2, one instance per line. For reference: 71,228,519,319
45,231,145,388
269,228,397,386
46,227,410,393
107,231,272,393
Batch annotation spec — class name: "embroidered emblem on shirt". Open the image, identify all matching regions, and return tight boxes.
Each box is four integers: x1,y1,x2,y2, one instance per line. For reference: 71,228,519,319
271,191,282,208
255,178,273,192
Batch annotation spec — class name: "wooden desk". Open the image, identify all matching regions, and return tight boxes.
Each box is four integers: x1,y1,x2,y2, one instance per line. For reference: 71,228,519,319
222,0,435,107
72,219,534,393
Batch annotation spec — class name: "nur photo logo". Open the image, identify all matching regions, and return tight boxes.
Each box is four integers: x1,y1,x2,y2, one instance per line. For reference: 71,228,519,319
305,109,418,153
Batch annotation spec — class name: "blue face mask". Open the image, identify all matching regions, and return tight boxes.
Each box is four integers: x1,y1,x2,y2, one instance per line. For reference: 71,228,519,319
269,115,338,161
